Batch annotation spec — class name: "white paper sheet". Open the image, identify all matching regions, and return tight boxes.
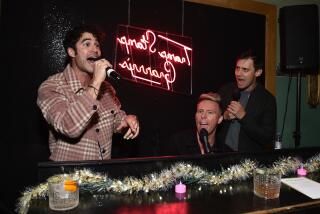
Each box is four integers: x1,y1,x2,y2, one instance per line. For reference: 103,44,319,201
281,177,320,199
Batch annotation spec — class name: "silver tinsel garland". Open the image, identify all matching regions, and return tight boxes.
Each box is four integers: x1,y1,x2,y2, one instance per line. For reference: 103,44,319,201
16,153,320,214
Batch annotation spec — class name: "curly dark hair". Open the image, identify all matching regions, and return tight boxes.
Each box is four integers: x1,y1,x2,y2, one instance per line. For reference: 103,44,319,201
63,24,105,65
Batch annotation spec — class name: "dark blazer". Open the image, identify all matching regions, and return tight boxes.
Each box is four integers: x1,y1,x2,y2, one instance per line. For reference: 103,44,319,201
217,83,277,152
161,129,229,156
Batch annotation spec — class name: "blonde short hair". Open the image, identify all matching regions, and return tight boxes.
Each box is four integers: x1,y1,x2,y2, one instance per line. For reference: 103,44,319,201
197,92,222,113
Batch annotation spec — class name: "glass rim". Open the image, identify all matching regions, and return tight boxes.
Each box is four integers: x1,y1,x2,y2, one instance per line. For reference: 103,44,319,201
254,167,281,175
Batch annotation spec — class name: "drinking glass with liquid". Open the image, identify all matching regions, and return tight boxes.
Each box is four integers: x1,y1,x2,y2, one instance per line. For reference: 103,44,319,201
254,168,281,199
48,176,79,211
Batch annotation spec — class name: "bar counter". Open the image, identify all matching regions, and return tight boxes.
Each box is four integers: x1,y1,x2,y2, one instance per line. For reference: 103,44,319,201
27,148,320,213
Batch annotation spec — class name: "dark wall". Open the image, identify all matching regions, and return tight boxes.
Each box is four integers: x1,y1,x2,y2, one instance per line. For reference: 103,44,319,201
41,0,265,157
1,0,265,212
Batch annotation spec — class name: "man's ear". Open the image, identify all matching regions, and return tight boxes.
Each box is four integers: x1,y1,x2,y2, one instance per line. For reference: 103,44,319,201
255,69,263,77
67,47,76,58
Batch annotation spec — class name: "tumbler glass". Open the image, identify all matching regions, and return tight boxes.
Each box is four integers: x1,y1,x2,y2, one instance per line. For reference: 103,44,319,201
253,168,281,199
48,177,79,211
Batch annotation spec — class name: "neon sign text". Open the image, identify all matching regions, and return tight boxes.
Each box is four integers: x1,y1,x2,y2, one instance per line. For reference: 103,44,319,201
115,25,192,94
117,30,156,54
157,35,192,66
119,58,176,89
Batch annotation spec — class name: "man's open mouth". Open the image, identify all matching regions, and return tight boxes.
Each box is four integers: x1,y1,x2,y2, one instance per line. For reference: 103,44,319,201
87,57,101,62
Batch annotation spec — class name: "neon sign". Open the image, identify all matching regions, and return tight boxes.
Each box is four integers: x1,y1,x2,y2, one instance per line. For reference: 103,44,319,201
114,25,192,94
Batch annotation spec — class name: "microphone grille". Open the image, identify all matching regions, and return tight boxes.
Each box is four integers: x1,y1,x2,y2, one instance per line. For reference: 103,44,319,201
199,128,208,137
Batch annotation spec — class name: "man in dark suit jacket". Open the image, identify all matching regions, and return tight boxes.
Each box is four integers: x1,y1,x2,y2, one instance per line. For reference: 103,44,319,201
217,50,276,152
162,92,224,155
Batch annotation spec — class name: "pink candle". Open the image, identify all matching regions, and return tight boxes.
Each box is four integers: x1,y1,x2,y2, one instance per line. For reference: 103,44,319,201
297,166,307,176
175,181,186,194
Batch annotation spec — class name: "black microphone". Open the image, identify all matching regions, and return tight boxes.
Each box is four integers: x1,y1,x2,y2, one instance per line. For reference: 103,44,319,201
199,128,210,154
106,67,121,81
232,88,241,101
88,57,121,81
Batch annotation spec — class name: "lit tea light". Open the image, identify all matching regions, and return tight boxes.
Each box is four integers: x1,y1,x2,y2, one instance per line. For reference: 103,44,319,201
175,181,186,194
297,166,307,176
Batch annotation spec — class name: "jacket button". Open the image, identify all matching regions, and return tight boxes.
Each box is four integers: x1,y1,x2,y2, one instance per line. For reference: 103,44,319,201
95,128,99,133
111,110,114,114
93,105,97,110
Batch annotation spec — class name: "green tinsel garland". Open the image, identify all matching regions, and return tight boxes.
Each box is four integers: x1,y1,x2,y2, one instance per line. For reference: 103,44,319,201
16,153,320,214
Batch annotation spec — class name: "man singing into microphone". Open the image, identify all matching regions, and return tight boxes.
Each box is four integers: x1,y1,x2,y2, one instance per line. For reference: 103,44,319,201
217,50,276,152
162,92,223,155
37,24,140,161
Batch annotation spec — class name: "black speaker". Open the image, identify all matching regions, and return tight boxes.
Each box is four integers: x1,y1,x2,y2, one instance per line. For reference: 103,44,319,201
279,4,319,74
